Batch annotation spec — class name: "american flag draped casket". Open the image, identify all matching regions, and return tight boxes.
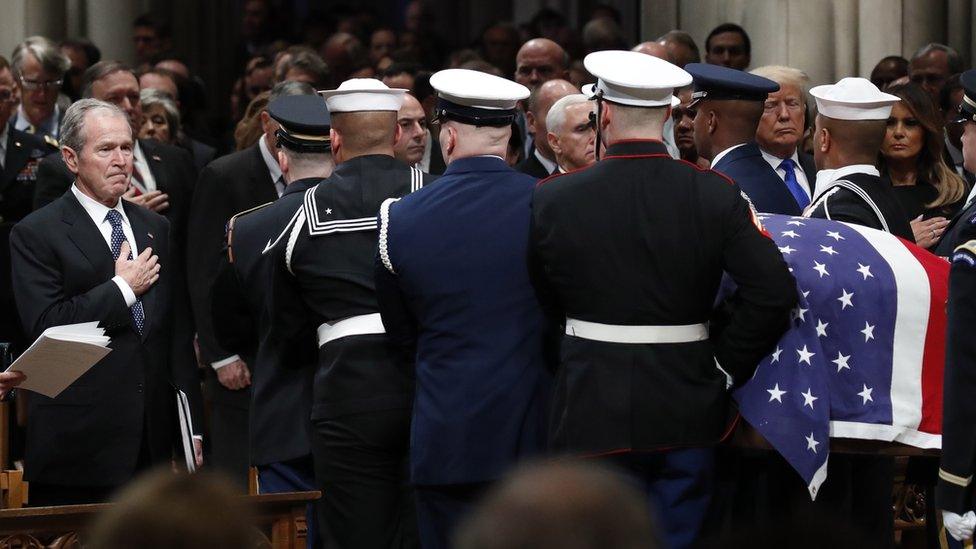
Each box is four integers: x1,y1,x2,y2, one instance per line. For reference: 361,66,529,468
731,214,949,499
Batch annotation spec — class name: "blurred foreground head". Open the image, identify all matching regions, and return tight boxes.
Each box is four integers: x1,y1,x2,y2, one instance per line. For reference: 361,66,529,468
454,460,661,549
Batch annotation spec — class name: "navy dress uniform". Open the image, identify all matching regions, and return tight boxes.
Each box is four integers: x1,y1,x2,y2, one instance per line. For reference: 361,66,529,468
683,63,805,215
529,51,797,549
804,78,914,241
1,126,56,355
265,79,435,549
375,69,552,549
937,69,976,545
211,95,333,548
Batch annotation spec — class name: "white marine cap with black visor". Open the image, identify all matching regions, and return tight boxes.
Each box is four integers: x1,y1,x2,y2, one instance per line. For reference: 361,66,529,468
429,68,530,127
581,50,691,159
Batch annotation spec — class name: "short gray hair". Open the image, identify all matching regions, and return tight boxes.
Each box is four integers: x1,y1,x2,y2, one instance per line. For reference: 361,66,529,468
11,36,71,79
911,42,964,74
60,98,129,152
268,80,316,104
140,88,181,137
546,94,590,135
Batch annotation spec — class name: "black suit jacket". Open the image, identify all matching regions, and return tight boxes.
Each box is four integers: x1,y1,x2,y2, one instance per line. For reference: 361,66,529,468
32,139,197,248
187,143,277,408
9,191,202,486
516,150,554,179
1,128,56,353
211,179,318,465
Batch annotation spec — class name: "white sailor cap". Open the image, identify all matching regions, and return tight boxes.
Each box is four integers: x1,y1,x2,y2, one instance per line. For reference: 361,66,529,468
430,69,529,126
810,77,900,121
581,50,692,108
318,78,406,113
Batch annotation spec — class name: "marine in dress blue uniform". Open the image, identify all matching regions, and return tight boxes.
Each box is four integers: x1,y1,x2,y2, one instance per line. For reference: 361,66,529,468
266,79,435,549
683,63,801,215
529,51,797,549
936,69,976,546
212,95,334,548
375,69,553,549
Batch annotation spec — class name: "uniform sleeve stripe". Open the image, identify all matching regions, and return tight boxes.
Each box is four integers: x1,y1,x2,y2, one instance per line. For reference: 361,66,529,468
939,468,973,487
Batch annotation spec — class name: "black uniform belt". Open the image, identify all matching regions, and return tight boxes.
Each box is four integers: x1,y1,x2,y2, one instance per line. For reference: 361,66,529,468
317,313,385,347
565,318,708,344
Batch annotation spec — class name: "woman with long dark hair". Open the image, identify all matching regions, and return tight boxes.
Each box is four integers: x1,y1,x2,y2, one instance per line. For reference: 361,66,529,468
879,83,968,248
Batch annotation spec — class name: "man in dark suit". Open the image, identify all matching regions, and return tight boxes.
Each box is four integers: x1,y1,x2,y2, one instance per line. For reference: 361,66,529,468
187,80,317,489
377,69,550,549
32,61,197,250
9,99,202,505
1,54,58,355
686,63,803,216
751,65,817,207
516,79,575,179
211,95,334,546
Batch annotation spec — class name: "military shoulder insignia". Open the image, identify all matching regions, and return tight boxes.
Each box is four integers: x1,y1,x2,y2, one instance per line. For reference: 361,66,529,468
952,239,976,267
43,135,59,148
227,202,274,263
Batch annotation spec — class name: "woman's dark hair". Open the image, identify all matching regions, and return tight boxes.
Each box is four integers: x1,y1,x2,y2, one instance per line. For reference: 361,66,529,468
880,82,966,208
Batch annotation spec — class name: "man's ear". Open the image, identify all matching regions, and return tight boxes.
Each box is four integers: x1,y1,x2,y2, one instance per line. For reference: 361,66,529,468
62,147,80,175
525,110,536,135
276,150,289,175
547,131,561,158
260,111,271,133
330,128,341,160
819,128,830,153
707,110,718,135
394,120,402,145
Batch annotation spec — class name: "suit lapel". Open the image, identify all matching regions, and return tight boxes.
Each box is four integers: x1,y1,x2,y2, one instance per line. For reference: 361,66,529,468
140,139,169,193
62,190,115,278
1,131,31,192
249,143,278,202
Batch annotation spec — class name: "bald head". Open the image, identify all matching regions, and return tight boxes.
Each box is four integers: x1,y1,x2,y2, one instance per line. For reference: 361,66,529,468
527,79,578,160
813,114,887,170
455,461,661,549
330,110,397,162
632,41,672,63
515,38,569,91
692,99,764,160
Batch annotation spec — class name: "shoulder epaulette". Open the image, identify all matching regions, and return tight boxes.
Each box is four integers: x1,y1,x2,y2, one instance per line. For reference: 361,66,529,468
43,135,59,148
226,202,274,263
952,239,976,267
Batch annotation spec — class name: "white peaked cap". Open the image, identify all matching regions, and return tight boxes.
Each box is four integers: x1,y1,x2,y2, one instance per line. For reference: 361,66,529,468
319,78,407,113
581,50,692,107
430,69,529,110
810,77,900,121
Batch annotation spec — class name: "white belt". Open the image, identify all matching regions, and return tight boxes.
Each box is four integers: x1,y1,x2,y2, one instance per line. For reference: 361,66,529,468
317,313,386,346
565,318,708,344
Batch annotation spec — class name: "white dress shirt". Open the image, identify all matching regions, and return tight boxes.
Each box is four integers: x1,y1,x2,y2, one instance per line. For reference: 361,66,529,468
710,143,747,168
70,184,138,307
534,148,558,175
259,134,285,196
759,148,811,199
131,141,158,193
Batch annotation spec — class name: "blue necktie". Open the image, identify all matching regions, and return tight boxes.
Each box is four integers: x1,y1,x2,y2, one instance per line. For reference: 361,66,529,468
779,158,809,209
105,210,145,334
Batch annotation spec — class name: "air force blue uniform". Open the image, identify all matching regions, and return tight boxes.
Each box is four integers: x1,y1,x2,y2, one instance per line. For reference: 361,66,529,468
376,155,552,548
711,142,805,215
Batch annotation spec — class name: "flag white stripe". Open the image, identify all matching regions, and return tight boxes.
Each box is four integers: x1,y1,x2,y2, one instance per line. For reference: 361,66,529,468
845,222,928,432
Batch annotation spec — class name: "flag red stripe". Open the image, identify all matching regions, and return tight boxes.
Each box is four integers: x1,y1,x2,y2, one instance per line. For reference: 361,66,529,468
899,239,949,434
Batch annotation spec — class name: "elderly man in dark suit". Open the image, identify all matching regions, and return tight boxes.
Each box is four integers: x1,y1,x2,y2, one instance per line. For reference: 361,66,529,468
186,80,317,489
9,99,202,506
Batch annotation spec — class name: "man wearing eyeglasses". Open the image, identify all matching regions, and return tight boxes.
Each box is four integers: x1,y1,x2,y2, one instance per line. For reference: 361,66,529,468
0,54,58,364
9,36,70,142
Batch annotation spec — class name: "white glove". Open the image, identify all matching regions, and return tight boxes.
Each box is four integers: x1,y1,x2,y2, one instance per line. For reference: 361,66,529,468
943,510,976,541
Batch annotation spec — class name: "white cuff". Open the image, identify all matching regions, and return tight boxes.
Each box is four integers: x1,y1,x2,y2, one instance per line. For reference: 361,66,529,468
211,355,241,370
111,276,137,307
192,435,203,442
